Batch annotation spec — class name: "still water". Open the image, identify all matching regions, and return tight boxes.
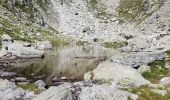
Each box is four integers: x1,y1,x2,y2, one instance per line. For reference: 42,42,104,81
5,43,118,85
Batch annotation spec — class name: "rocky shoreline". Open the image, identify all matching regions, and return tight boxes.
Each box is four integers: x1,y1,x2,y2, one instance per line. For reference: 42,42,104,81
1,33,170,100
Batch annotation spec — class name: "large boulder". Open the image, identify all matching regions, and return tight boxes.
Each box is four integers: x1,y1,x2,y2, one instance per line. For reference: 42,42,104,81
159,77,170,86
35,41,52,50
33,84,73,100
7,42,44,57
84,62,151,87
1,34,13,47
33,82,138,100
121,51,165,67
138,65,151,74
34,80,46,89
79,85,138,100
127,37,150,52
0,79,35,100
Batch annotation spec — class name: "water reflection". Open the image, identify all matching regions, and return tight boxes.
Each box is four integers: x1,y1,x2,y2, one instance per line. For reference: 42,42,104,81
6,44,117,85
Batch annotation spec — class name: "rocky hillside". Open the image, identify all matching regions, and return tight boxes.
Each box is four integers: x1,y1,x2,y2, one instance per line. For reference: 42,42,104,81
0,0,169,43
0,0,58,42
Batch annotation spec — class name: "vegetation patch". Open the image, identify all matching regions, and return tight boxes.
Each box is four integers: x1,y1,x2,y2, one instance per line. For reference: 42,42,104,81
127,85,170,100
35,0,49,12
51,38,70,47
17,83,43,94
165,50,170,58
103,41,128,48
117,0,166,24
88,0,111,19
142,60,169,83
0,16,32,42
76,41,89,46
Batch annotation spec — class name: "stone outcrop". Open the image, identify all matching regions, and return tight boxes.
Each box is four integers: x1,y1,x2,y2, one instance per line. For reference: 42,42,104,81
0,79,35,100
84,62,151,88
33,82,138,100
159,77,170,86
120,51,165,67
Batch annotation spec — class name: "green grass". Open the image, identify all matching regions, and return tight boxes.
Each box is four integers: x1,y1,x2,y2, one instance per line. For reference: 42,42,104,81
117,0,143,23
142,60,169,83
76,41,89,46
88,0,111,19
165,50,170,58
17,83,43,94
117,0,166,24
51,38,70,47
35,0,49,12
126,85,170,100
90,0,98,9
0,16,32,42
103,41,128,48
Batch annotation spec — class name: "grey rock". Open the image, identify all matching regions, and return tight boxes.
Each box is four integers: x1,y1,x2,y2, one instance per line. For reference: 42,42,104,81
159,77,170,86
15,77,28,82
150,89,167,96
33,84,73,100
148,84,165,89
0,72,17,77
0,79,35,100
121,51,165,67
34,80,46,89
138,65,151,74
84,62,151,87
79,85,138,100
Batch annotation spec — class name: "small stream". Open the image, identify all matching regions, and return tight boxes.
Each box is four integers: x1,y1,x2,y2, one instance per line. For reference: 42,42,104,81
2,43,118,85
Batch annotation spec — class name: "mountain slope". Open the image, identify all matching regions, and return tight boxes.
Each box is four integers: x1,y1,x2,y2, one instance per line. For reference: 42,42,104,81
0,0,169,43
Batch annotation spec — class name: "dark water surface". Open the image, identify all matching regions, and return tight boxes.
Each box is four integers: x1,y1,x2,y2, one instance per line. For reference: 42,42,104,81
4,44,117,85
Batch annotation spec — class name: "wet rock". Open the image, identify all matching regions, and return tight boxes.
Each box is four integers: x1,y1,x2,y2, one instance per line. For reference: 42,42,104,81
52,77,61,82
61,77,69,81
34,75,45,79
84,62,151,88
61,77,68,80
0,72,17,77
159,77,170,86
34,80,46,89
138,65,151,74
79,85,138,100
15,77,28,82
53,82,67,86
